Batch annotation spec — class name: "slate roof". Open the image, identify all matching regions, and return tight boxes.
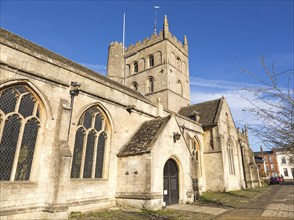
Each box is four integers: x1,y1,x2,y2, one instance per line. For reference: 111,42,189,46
254,151,273,156
178,98,223,127
117,116,171,157
0,28,148,102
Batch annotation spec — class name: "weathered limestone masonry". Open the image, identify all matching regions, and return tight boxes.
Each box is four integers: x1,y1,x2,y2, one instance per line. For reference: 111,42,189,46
0,15,259,219
238,127,261,188
107,15,190,113
179,97,247,191
0,28,161,219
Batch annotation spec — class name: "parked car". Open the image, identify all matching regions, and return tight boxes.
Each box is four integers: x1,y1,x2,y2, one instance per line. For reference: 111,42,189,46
277,176,284,183
270,177,279,184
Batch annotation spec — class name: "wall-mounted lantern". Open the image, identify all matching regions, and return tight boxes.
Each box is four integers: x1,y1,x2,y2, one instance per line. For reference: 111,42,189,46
173,132,181,143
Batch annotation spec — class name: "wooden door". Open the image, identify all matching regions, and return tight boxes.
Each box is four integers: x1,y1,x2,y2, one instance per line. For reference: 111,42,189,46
163,159,179,205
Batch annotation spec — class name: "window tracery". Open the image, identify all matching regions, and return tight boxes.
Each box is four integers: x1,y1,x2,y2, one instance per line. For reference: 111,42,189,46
0,85,41,181
70,106,108,179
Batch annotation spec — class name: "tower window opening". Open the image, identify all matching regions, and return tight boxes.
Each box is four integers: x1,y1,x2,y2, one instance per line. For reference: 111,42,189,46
133,62,138,73
149,55,154,67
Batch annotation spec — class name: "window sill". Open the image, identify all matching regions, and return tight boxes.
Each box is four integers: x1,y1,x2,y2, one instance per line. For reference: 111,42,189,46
70,178,108,183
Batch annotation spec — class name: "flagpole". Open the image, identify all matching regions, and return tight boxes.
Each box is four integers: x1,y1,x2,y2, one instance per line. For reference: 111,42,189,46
122,13,126,85
123,13,125,55
154,6,159,34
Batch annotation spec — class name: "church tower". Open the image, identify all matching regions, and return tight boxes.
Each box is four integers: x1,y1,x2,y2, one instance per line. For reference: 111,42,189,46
107,15,190,112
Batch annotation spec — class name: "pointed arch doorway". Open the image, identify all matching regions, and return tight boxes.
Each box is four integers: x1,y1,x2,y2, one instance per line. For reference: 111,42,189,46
163,159,179,205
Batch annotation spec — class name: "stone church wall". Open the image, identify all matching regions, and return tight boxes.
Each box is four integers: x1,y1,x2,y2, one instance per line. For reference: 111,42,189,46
0,36,165,218
217,100,245,191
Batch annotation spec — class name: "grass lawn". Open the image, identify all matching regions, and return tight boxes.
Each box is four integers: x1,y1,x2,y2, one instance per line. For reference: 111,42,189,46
69,208,215,220
199,185,273,208
69,186,272,219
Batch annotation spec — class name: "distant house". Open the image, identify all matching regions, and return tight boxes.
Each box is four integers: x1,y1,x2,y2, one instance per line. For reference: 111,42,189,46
254,156,266,179
254,146,280,178
274,148,294,180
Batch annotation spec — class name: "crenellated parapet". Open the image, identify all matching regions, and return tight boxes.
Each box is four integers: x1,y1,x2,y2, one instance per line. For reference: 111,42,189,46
123,15,188,57
123,32,164,56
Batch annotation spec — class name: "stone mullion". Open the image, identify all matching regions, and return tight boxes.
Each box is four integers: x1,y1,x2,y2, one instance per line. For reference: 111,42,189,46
10,116,25,181
14,93,22,113
79,129,88,179
32,100,38,117
91,132,98,178
0,113,5,141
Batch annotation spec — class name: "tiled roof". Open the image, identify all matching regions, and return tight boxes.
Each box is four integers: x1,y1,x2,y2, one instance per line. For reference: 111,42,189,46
117,116,171,157
0,28,148,102
178,98,223,127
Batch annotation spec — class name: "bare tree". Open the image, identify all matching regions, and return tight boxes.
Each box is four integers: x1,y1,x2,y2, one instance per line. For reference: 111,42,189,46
242,57,294,153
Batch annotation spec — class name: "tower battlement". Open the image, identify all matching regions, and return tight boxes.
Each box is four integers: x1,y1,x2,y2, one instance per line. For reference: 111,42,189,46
110,41,123,46
123,30,188,57
106,15,191,112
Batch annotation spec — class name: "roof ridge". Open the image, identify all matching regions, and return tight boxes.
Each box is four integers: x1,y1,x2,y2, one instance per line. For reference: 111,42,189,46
213,98,223,124
117,115,171,157
181,97,223,110
0,27,149,102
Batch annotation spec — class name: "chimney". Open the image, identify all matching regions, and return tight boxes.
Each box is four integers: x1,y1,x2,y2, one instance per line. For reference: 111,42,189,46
260,145,264,156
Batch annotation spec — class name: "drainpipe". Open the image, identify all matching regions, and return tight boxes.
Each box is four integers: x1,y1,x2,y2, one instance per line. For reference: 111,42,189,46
67,81,80,142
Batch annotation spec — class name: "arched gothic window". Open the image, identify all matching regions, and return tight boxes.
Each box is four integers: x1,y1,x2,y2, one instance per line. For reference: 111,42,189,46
139,58,145,71
192,138,200,161
148,55,154,67
176,80,183,95
133,62,138,73
0,85,42,181
227,138,235,175
126,64,130,76
71,106,108,179
192,137,202,176
176,57,182,70
147,77,154,93
155,51,162,65
131,82,138,91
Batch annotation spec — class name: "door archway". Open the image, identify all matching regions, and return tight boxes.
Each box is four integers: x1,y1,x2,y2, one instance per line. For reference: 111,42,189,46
163,159,179,205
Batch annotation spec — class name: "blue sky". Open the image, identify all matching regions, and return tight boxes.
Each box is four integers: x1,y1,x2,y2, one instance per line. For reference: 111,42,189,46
1,0,293,151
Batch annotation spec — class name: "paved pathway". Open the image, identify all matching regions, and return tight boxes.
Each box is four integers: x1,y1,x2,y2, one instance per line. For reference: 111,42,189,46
167,181,294,219
216,181,294,220
167,203,228,216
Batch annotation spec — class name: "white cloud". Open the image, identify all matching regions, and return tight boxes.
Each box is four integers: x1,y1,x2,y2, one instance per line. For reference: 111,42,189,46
79,63,107,75
190,77,259,90
189,77,268,151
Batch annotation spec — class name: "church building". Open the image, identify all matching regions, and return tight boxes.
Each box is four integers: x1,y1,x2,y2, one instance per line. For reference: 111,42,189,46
0,16,260,219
